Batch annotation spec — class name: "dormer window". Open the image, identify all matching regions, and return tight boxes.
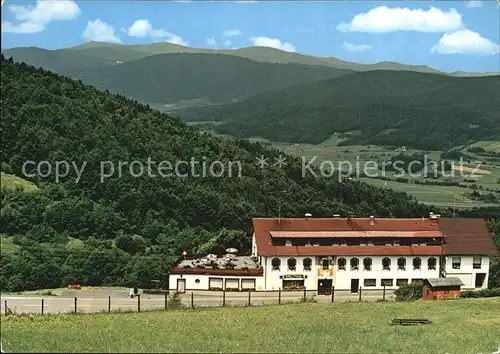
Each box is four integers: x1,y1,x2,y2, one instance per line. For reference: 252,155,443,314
303,258,312,271
322,259,329,270
271,258,281,271
382,257,391,271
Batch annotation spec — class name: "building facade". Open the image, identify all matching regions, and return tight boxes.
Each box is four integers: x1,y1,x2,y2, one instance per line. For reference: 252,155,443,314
168,215,497,293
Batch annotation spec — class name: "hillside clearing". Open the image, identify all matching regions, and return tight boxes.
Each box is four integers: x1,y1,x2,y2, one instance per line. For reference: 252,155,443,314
0,172,38,192
1,298,499,353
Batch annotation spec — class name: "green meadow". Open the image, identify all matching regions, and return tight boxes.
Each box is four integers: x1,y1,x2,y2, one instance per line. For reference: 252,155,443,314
1,298,499,353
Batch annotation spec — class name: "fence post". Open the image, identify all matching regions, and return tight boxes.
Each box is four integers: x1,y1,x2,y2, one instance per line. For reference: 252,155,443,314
74,297,77,314
164,293,168,309
137,294,141,312
303,286,307,301
222,289,226,307
248,291,251,307
331,287,335,303
358,287,362,302
278,288,281,305
4,300,7,315
108,296,111,313
41,299,44,315
383,286,386,301
191,292,194,308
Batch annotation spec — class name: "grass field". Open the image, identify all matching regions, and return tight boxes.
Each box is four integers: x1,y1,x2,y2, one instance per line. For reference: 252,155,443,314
1,298,499,353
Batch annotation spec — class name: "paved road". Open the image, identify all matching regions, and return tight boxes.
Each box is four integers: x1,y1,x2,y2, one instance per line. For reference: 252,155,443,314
0,290,394,315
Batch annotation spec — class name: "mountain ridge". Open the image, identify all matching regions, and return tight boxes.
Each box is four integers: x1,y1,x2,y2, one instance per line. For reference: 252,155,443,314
5,41,498,77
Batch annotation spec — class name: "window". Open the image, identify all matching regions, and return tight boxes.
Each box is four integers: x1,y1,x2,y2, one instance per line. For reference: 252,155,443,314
195,279,200,284
393,239,400,246
350,258,359,271
473,256,482,269
396,279,408,286
363,258,372,271
322,259,329,270
413,257,421,270
338,257,346,270
285,239,292,246
397,257,406,271
428,257,437,270
382,257,391,271
381,279,393,287
364,279,376,287
452,256,461,269
303,258,312,271
271,258,281,271
288,257,297,271
411,279,423,284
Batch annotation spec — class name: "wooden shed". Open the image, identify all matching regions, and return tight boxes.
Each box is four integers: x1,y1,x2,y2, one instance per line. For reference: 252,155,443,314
422,277,464,300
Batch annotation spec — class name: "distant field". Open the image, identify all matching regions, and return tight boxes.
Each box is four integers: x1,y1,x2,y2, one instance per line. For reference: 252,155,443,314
1,172,38,192
470,140,500,153
1,298,499,353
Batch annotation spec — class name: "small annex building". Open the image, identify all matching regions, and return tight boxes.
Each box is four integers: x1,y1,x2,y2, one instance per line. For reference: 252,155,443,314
422,277,464,300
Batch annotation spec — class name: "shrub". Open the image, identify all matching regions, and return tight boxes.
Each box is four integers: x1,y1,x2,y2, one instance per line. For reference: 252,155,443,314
394,283,423,301
459,288,500,298
168,292,184,309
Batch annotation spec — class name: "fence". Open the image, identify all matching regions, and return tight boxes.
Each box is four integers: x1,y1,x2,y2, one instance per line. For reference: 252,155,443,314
0,287,395,315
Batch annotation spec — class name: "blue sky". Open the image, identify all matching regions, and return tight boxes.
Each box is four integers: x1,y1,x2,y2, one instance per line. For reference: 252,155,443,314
1,0,499,72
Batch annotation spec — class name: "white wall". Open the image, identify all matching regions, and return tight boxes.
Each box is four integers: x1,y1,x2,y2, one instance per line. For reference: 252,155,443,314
334,256,440,290
263,256,319,290
445,256,490,289
169,274,264,291
262,255,440,290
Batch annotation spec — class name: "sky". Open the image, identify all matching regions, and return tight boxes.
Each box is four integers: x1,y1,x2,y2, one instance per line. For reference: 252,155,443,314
1,0,499,73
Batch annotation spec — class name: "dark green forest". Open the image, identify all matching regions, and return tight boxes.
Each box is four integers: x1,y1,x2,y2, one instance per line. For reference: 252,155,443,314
0,56,437,291
178,70,500,150
0,56,498,291
75,53,353,104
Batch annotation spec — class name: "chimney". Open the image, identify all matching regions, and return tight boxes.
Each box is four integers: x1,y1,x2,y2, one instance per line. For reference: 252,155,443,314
369,215,375,226
305,213,312,219
333,214,341,218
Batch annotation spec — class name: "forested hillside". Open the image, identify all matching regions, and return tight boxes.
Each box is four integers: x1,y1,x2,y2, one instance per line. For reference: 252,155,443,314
74,53,352,105
0,56,437,291
178,70,500,150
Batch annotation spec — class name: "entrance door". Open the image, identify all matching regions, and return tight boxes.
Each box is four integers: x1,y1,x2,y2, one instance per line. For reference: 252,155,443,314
475,273,486,288
350,279,359,293
317,279,333,295
177,279,186,293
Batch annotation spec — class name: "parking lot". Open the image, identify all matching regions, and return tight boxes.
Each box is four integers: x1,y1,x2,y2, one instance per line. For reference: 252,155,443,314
0,289,395,315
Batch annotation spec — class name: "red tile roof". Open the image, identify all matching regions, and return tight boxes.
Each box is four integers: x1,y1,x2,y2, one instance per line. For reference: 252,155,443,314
169,267,263,276
269,231,443,238
440,218,498,256
270,245,442,256
252,217,498,257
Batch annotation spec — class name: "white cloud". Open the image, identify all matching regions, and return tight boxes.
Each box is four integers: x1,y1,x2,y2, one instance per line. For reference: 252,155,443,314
83,19,121,43
222,29,242,37
466,1,483,8
342,42,373,52
1,0,80,34
337,6,464,33
127,19,188,46
431,29,500,55
224,39,232,47
206,37,217,46
250,36,296,52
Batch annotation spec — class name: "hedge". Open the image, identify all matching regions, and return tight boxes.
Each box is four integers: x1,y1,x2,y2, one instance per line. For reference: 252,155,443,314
460,288,500,298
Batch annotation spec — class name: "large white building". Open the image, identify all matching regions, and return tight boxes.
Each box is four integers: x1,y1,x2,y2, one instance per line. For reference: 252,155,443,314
168,215,497,293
